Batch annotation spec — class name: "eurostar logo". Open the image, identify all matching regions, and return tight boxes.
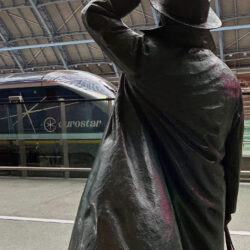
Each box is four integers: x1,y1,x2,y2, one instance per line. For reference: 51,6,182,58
44,117,57,133
43,116,103,133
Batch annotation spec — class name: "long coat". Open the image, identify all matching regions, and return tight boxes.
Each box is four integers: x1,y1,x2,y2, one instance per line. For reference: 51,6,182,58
69,1,244,249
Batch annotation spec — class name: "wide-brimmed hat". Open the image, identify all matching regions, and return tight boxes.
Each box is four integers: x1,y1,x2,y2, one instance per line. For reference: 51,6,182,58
150,0,222,29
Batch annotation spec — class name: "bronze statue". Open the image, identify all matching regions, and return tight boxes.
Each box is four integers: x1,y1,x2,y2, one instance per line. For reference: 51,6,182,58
69,0,244,249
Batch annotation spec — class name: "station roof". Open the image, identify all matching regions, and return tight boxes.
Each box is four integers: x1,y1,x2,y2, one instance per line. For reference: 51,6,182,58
0,0,250,86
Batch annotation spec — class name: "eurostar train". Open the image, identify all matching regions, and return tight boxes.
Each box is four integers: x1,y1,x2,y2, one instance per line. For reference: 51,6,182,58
0,70,116,172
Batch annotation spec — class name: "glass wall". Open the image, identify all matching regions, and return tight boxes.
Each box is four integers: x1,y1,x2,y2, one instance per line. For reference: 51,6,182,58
0,99,112,171
243,93,250,157
243,120,250,156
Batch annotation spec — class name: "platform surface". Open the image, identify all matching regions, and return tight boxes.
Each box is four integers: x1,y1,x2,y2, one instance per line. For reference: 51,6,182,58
0,177,249,250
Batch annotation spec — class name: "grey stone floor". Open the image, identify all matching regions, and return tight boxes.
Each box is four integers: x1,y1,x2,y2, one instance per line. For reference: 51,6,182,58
0,177,249,250
0,178,84,250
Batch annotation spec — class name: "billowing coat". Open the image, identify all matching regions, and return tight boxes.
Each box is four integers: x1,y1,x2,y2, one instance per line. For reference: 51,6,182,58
69,1,244,249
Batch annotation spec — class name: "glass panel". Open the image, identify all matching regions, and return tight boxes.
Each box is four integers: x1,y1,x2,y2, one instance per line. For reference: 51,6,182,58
243,93,250,157
0,99,111,168
0,96,248,170
243,120,250,157
68,141,100,168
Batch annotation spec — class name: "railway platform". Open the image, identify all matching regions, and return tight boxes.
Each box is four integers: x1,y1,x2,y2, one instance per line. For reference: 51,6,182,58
0,177,249,250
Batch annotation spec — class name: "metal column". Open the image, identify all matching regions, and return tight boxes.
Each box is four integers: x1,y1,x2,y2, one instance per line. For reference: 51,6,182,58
17,103,27,177
59,99,70,178
215,0,225,61
108,99,113,115
28,0,69,69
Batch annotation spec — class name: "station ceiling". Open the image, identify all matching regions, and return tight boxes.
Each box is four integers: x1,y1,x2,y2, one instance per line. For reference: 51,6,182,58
0,0,250,86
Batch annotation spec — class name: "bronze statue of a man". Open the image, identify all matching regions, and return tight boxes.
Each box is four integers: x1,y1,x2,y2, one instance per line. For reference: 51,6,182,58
69,0,244,249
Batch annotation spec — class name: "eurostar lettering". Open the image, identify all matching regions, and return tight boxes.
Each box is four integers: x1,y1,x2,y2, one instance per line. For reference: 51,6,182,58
58,120,102,128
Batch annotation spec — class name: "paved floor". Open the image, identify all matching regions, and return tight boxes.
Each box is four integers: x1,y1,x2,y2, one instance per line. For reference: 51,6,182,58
0,178,249,250
0,178,84,250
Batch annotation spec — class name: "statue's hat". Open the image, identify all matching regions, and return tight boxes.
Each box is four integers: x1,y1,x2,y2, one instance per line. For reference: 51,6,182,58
150,0,222,29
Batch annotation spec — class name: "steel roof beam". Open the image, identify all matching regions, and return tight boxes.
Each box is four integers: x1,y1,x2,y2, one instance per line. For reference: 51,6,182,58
222,14,250,22
28,0,53,39
0,19,24,72
16,8,39,65
112,64,119,78
140,4,147,25
5,51,25,73
5,10,29,67
0,61,118,76
0,54,8,68
0,60,112,69
0,46,25,73
28,0,69,69
0,23,249,56
0,0,82,11
1,1,250,25
52,3,78,64
212,24,250,32
0,3,30,12
2,23,250,52
15,8,50,66
5,24,156,43
151,7,159,27
39,5,72,68
225,50,250,57
8,31,88,43
38,0,84,7
3,22,250,44
67,2,95,64
0,40,94,52
65,2,84,60
233,0,240,67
